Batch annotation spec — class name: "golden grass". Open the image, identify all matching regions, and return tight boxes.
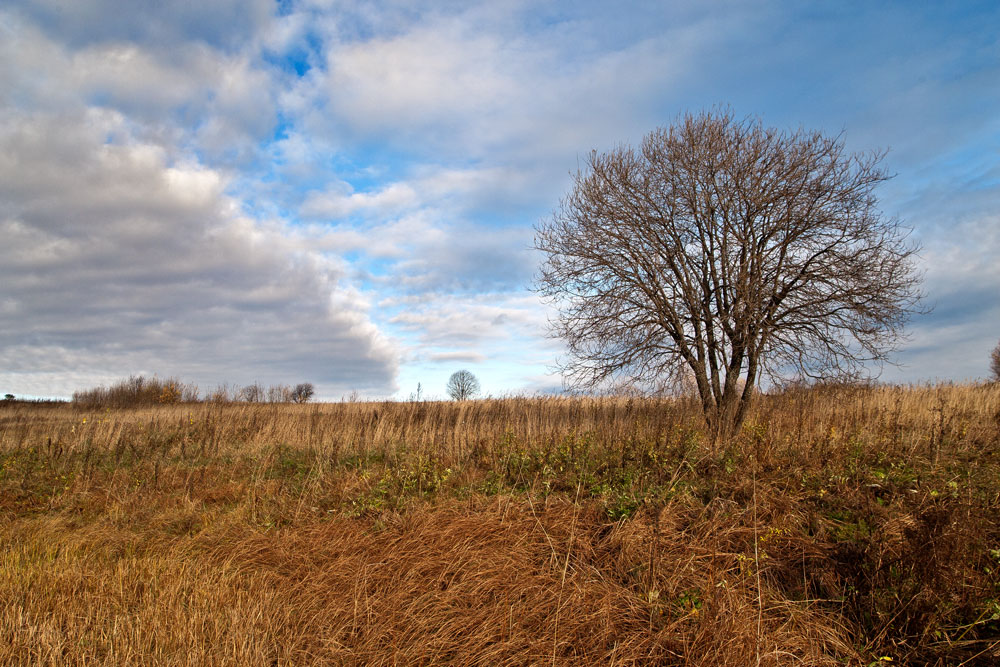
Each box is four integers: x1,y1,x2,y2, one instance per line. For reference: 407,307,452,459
1,384,999,665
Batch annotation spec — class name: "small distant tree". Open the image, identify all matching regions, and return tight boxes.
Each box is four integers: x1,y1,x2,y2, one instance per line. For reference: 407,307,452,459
291,383,315,403
240,383,264,403
4,393,14,401
446,370,480,401
991,339,1000,383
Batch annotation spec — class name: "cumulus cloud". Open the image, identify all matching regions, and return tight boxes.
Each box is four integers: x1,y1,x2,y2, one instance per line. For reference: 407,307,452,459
301,181,420,219
397,230,534,294
285,3,693,164
0,9,280,166
0,110,398,397
388,292,547,348
882,212,1000,383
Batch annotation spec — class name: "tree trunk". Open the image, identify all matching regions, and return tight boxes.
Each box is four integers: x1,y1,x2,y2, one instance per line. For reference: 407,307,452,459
700,375,754,446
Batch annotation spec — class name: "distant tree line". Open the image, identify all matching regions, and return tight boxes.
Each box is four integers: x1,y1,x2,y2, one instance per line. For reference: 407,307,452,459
0,393,67,407
72,376,314,408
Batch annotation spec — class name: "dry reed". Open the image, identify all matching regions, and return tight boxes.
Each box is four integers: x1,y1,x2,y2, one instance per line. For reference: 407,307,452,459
1,383,998,665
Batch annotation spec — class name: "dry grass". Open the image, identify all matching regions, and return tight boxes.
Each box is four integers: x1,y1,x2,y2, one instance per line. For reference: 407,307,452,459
1,384,999,665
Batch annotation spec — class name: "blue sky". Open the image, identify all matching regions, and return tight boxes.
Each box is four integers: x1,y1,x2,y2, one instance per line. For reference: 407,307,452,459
1,1,998,400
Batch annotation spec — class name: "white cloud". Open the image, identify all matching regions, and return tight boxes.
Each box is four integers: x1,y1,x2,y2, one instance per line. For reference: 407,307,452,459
301,181,420,219
0,110,399,397
0,7,280,168
324,22,517,128
300,6,689,160
886,213,1000,382
388,292,547,347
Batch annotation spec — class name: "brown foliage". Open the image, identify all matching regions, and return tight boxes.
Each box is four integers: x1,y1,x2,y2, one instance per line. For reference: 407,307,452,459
1,384,999,665
72,374,198,407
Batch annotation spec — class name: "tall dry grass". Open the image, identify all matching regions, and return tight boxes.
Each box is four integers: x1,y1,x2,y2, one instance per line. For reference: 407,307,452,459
1,384,998,665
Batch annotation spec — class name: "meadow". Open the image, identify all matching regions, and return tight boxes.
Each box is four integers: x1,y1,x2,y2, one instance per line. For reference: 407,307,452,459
1,384,998,665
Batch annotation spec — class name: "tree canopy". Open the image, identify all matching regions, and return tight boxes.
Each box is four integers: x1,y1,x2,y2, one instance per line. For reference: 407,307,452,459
446,370,481,401
536,110,923,439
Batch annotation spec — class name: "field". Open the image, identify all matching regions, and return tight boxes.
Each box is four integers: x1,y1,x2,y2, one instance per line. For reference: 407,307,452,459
2,385,999,665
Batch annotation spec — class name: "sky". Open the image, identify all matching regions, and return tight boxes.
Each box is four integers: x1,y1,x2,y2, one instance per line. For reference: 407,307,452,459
1,0,998,400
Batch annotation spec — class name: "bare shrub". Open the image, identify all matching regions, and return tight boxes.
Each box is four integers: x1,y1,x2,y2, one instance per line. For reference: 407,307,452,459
990,339,1000,383
72,375,197,408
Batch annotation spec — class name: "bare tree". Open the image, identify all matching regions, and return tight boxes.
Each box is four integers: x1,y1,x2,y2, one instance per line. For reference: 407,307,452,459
991,340,1000,383
240,383,264,403
266,384,292,403
535,110,923,441
292,382,315,403
446,370,480,401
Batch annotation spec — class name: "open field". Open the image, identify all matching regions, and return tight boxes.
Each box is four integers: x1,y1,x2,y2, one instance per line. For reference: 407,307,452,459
2,385,999,665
